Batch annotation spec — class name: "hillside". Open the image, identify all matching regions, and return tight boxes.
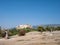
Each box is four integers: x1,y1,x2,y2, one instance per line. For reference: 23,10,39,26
0,31,60,45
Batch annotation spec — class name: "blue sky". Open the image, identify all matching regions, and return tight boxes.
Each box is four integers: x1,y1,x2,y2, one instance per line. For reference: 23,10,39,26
0,0,60,28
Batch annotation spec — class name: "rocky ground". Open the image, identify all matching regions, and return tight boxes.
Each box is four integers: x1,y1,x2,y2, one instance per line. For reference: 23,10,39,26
0,31,60,45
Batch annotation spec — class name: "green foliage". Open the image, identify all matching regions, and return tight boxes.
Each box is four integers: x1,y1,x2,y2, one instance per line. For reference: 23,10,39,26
24,27,32,33
37,26,44,32
18,27,32,33
9,28,18,36
8,27,32,36
55,26,60,31
0,26,60,37
45,26,51,31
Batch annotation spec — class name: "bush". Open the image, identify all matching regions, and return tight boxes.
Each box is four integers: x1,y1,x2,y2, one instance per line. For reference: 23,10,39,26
18,30,26,36
1,31,6,38
9,28,18,36
24,27,32,33
8,31,12,36
37,26,44,32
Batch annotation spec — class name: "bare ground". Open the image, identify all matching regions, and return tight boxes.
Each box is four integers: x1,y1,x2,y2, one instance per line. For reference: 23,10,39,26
0,31,60,45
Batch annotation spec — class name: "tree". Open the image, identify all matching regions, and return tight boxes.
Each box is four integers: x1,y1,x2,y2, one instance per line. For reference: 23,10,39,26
25,27,32,33
50,26,56,31
37,26,44,32
45,26,51,32
55,26,60,31
9,28,18,36
0,26,1,34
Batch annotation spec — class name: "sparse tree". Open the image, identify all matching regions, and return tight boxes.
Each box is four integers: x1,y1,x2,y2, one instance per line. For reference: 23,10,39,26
37,26,44,33
55,26,60,31
9,28,18,36
45,26,51,32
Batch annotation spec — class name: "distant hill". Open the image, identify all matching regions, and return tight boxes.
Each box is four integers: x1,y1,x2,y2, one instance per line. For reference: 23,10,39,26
33,24,60,29
41,24,60,27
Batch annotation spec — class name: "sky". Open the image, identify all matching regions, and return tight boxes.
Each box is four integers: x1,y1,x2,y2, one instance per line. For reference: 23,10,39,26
0,0,60,28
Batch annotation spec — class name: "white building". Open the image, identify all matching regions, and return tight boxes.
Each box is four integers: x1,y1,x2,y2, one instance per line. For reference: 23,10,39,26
16,24,32,29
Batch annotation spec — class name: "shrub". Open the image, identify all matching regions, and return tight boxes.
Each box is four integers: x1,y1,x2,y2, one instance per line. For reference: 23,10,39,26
18,30,26,36
24,27,32,33
37,26,44,32
8,31,12,36
1,31,6,38
9,28,18,36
